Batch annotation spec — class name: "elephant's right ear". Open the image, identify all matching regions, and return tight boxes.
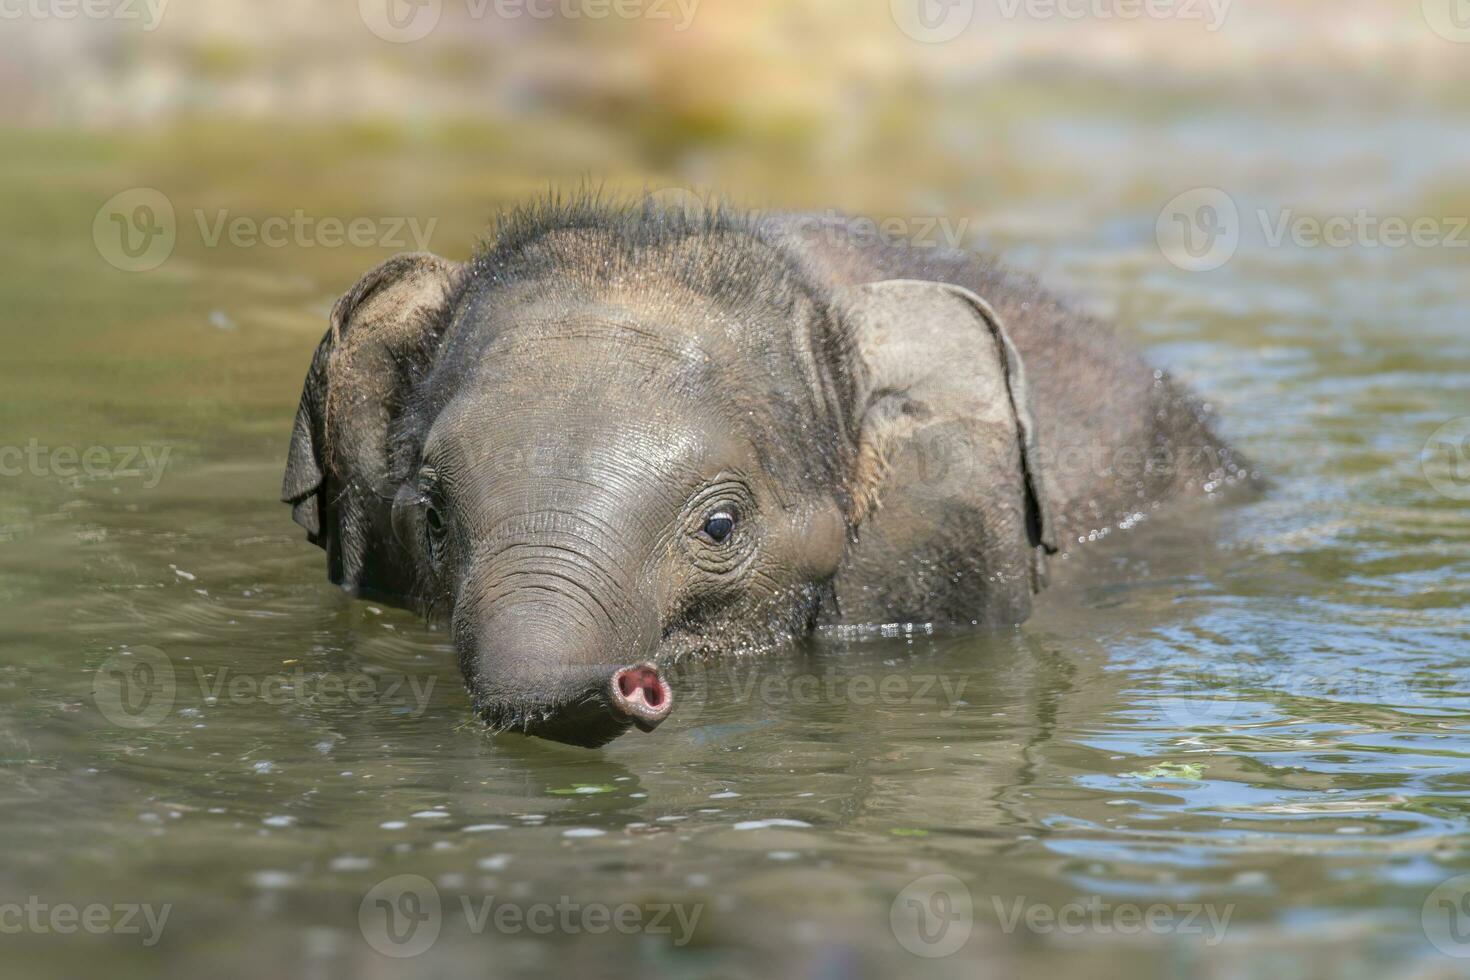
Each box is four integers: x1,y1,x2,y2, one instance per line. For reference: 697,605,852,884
282,252,461,593
832,278,1058,626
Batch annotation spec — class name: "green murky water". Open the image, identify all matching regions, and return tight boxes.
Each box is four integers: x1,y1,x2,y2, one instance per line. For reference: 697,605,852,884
2,115,1468,979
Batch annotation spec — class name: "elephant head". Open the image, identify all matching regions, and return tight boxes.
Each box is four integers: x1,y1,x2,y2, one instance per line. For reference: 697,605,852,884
283,203,1054,746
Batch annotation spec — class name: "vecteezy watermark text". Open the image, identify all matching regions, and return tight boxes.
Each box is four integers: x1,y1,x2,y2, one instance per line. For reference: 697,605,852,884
93,646,438,729
890,875,1234,958
780,209,973,250
358,875,703,957
994,0,1230,30
0,897,170,946
645,190,973,251
889,0,1229,43
992,894,1234,944
359,0,700,43
93,188,439,273
0,0,168,29
0,440,172,488
651,657,973,728
721,666,969,718
192,210,437,252
1158,188,1470,271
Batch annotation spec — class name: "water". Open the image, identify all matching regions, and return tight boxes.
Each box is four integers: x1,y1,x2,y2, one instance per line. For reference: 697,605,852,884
1,114,1468,979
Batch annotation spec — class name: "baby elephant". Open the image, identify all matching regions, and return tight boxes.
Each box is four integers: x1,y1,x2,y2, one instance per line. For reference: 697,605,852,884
283,199,1249,746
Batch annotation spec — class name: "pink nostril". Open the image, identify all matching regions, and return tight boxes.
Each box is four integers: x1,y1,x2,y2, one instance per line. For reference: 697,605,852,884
609,663,671,733
617,665,663,707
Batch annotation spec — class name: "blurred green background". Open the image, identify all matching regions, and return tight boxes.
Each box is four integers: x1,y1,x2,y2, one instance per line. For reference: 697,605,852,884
5,0,1467,449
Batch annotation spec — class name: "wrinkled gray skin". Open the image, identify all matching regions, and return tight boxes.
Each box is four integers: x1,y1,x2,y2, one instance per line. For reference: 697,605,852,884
283,200,1252,746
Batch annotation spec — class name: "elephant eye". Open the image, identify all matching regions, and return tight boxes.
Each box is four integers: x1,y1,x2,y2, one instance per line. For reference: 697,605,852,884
701,511,735,544
424,503,446,559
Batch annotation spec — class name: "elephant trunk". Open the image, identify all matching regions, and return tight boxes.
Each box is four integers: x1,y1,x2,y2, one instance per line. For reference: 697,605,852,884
451,531,669,746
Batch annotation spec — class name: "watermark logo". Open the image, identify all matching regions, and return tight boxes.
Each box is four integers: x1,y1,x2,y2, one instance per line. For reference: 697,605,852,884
647,186,706,218
890,0,974,43
1158,659,1245,729
361,874,442,958
360,0,442,41
891,874,973,958
1423,0,1470,43
94,188,176,273
1157,188,1239,272
93,646,176,729
1423,874,1470,957
1422,418,1470,501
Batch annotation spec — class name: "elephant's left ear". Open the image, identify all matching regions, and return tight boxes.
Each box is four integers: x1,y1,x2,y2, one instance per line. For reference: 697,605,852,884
833,278,1058,625
282,252,461,594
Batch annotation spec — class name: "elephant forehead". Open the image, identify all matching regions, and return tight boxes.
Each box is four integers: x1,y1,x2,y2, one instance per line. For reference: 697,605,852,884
470,294,811,392
469,325,762,422
425,400,758,545
427,390,755,486
481,301,739,364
